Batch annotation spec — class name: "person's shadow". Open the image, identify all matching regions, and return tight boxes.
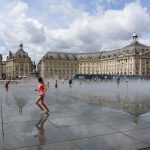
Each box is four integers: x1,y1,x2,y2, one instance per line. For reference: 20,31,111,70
35,114,49,149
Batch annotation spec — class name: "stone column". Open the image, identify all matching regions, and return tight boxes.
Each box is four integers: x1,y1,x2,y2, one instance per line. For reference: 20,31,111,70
139,53,142,75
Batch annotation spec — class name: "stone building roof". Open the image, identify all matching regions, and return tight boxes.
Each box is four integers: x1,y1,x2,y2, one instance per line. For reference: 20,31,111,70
44,51,79,60
100,42,150,59
123,42,150,54
13,43,29,58
7,43,31,60
42,41,150,61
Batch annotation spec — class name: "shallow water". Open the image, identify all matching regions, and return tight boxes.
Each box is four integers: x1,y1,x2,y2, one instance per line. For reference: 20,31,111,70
1,79,150,149
1,79,150,117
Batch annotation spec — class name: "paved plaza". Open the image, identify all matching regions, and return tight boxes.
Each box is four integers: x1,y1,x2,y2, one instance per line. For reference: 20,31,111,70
1,80,150,150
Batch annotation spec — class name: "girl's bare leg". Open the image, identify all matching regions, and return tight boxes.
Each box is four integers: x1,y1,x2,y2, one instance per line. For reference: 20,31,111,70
36,96,44,111
41,99,49,113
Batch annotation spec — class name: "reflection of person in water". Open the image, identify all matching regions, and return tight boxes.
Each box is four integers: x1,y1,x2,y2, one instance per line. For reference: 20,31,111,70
55,80,58,88
116,76,120,86
35,114,49,149
4,79,10,92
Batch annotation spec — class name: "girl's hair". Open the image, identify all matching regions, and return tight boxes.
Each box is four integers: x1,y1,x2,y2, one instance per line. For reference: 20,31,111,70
38,77,44,84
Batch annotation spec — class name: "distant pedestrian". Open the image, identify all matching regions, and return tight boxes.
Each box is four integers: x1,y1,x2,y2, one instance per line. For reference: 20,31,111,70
4,79,10,92
35,77,49,114
69,79,72,88
47,82,49,88
116,75,120,86
55,80,58,88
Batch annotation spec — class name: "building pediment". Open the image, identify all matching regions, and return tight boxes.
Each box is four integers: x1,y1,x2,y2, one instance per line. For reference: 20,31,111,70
140,50,150,57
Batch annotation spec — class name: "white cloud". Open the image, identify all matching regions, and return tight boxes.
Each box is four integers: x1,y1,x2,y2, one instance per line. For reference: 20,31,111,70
0,1,150,63
7,2,28,17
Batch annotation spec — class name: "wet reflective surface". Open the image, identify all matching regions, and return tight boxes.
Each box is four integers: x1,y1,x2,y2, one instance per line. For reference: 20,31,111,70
1,80,150,149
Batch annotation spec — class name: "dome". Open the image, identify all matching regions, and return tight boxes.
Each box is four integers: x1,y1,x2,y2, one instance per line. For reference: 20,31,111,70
14,50,28,58
13,43,29,58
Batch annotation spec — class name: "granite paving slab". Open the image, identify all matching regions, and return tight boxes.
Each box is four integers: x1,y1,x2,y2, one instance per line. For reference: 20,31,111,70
49,110,80,119
66,104,114,115
90,112,132,123
60,123,118,140
14,141,80,150
124,128,150,144
102,119,150,132
73,133,150,150
3,118,56,134
3,113,41,123
4,127,68,150
50,116,97,127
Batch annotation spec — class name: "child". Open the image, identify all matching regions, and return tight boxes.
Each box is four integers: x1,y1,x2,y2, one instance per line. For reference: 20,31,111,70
36,77,49,114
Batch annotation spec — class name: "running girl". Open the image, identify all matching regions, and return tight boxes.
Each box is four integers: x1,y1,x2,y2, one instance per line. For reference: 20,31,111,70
36,77,49,114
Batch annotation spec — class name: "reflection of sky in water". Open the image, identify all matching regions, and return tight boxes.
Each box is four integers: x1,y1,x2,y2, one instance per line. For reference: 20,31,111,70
4,79,150,118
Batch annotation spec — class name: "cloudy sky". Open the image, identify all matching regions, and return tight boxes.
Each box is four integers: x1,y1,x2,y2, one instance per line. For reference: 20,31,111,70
0,0,150,62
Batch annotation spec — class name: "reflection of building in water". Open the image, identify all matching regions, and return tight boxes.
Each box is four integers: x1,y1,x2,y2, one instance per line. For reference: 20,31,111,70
13,95,28,115
38,33,150,79
5,43,32,79
16,101,26,115
35,114,49,150
93,91,150,124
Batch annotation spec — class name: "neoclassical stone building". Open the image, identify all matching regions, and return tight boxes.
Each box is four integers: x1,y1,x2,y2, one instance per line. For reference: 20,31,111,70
5,43,32,79
38,52,79,79
2,61,6,79
0,54,2,79
38,33,150,79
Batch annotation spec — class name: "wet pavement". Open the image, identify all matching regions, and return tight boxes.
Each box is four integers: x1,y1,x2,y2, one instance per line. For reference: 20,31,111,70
0,80,150,150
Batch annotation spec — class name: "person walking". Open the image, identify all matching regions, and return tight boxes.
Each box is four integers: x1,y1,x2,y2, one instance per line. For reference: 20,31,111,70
55,80,58,88
36,77,49,114
69,79,72,88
